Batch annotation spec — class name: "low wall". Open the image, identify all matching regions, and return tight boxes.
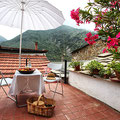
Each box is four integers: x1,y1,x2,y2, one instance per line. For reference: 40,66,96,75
68,71,120,112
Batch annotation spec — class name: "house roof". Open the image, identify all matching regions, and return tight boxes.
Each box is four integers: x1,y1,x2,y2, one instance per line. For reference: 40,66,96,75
0,53,50,78
71,38,103,54
0,46,48,53
72,43,89,54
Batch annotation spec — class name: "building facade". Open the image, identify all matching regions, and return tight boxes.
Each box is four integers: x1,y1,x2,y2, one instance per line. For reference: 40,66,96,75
72,40,106,60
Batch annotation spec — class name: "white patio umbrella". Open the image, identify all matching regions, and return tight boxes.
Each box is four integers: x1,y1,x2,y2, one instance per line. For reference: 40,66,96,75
0,0,65,67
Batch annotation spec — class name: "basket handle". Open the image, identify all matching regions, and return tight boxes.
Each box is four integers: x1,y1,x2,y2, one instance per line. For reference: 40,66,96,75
37,94,44,105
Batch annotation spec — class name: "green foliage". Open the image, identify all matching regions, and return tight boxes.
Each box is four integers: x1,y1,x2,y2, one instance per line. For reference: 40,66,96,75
80,61,84,70
108,48,120,59
105,68,112,75
108,60,120,73
69,59,84,70
99,67,112,77
1,25,95,61
99,69,105,77
69,61,80,68
85,60,104,73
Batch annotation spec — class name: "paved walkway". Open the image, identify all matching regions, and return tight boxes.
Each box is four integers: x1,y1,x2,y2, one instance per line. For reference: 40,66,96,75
0,83,120,120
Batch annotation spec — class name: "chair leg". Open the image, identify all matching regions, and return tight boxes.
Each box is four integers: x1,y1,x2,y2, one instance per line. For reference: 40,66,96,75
1,85,16,102
48,83,52,91
53,81,59,98
47,80,63,98
60,80,63,95
1,78,11,96
0,78,10,95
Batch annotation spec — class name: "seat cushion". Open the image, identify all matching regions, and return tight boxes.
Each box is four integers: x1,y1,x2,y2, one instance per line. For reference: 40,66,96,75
46,77,56,80
43,77,61,82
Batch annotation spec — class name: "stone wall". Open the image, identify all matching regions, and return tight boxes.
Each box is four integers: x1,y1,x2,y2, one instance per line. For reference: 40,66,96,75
72,40,106,60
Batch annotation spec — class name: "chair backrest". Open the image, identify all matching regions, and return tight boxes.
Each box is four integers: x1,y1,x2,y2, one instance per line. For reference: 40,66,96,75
0,71,12,86
47,63,63,71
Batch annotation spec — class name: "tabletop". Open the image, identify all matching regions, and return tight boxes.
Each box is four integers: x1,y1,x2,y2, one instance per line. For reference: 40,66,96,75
9,69,45,96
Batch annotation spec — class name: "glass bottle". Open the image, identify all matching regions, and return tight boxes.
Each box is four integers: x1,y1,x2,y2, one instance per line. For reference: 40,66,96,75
28,58,32,68
25,58,28,68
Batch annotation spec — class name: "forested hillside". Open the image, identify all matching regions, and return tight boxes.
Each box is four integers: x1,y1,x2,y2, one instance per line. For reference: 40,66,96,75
1,25,95,61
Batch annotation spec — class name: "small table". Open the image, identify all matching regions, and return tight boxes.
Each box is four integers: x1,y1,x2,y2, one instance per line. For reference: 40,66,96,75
9,69,45,107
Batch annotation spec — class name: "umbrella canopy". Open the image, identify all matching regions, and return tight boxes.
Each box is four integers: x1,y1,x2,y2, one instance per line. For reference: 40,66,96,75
0,0,65,67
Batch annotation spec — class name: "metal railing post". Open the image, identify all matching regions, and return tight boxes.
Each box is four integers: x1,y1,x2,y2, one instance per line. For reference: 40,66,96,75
64,60,67,84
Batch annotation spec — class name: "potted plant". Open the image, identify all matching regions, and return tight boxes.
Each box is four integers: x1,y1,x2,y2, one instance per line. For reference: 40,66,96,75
80,61,84,71
108,60,120,79
69,60,81,71
85,60,104,75
99,67,112,79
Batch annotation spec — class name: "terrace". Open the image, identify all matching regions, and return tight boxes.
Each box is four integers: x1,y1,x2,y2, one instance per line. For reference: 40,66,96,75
1,84,120,120
0,47,120,120
0,0,120,119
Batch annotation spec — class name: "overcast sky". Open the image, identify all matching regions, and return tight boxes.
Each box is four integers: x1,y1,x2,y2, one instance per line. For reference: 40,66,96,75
0,0,95,40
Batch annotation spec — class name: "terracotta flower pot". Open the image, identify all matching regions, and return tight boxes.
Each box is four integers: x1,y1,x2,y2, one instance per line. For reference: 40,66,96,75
104,74,111,79
74,65,80,71
92,69,100,75
114,71,120,80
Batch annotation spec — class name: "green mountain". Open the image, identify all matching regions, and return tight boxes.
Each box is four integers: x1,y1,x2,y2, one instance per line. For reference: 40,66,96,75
1,25,95,61
0,36,7,43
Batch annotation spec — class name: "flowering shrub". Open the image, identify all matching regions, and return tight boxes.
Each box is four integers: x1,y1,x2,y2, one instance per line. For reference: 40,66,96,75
103,33,120,53
71,0,120,58
70,8,83,25
84,32,99,45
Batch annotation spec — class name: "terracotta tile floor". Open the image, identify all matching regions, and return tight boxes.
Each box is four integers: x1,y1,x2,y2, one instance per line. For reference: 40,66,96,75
0,83,120,120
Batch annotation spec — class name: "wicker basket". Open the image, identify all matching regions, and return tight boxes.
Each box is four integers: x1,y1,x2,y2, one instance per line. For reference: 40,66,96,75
27,95,55,117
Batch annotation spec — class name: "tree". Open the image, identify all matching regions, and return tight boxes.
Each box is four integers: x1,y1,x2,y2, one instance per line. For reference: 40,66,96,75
71,0,120,58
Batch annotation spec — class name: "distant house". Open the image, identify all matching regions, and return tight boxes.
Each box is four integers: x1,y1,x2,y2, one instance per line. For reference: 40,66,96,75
0,42,49,78
72,40,106,60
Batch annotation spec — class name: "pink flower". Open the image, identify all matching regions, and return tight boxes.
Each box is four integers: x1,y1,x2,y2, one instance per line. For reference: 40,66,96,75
86,32,92,38
104,9,108,12
116,32,120,38
103,48,108,53
86,19,90,24
105,35,119,52
88,41,96,45
107,37,118,46
114,46,118,52
107,43,111,49
102,9,108,15
110,1,118,8
70,9,79,20
111,38,118,46
93,34,99,39
107,36,112,41
84,37,90,41
84,33,99,45
94,27,99,31
70,8,83,26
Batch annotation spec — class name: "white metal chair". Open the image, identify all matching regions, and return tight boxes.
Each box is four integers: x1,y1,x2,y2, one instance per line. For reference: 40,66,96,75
43,63,63,98
0,71,16,102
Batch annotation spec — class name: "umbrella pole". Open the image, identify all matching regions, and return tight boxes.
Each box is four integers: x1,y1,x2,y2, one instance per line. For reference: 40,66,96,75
19,2,25,68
